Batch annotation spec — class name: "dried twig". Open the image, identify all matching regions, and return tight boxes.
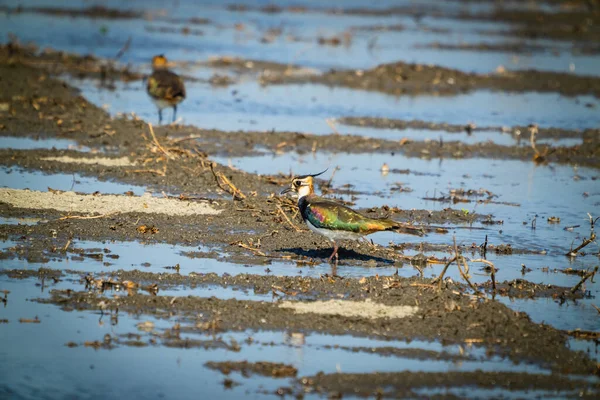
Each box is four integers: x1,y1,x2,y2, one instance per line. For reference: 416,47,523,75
232,241,266,257
432,237,484,294
471,258,496,293
480,235,488,258
472,260,495,296
326,118,339,134
458,257,481,295
323,166,339,190
570,266,598,294
130,167,167,176
566,329,600,340
566,232,596,257
411,262,424,277
19,317,40,324
449,238,479,295
59,211,120,220
588,213,600,230
276,205,302,232
410,283,436,289
148,123,174,160
170,135,202,144
432,256,457,290
115,36,132,59
210,163,246,200
528,123,549,163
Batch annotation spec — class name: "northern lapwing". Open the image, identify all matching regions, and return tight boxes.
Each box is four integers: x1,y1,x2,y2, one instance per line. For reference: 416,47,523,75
147,55,186,124
281,170,424,263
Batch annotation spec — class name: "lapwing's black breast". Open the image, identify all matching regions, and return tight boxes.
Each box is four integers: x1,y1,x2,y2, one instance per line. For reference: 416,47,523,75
298,196,309,221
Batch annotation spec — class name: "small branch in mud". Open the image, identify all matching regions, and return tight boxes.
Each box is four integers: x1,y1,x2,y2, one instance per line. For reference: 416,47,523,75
320,167,339,194
471,258,496,294
19,317,41,324
566,232,596,257
231,241,266,257
566,329,600,341
326,118,339,134
454,240,481,296
210,163,246,200
458,257,480,294
432,237,483,295
230,240,294,261
115,36,132,60
130,166,167,176
432,256,457,290
588,213,600,231
570,266,598,294
148,123,174,160
480,235,488,258
276,204,303,232
529,123,551,164
59,211,120,220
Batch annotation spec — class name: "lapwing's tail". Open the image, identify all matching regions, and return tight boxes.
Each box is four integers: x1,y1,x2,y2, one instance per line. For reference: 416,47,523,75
378,219,426,237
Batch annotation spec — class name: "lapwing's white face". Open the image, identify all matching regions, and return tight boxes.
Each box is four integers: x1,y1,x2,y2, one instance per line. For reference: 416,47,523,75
281,176,314,198
294,177,313,198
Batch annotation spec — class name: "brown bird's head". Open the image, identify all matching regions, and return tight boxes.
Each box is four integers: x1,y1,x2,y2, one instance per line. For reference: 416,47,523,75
151,54,168,70
280,169,327,198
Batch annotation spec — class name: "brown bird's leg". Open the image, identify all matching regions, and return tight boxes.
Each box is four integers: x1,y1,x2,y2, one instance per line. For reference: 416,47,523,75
330,262,338,277
172,105,177,122
158,109,163,125
328,241,339,263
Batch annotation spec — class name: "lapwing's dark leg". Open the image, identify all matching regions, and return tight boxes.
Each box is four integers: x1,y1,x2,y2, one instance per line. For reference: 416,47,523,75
172,105,177,122
158,109,163,125
331,262,338,277
328,241,339,263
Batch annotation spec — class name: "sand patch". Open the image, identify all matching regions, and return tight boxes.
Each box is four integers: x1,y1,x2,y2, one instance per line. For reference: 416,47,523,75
279,299,418,319
0,189,220,216
41,156,135,167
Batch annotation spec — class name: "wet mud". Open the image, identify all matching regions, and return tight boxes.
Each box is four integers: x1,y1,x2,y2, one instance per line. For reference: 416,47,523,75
3,43,599,168
262,58,600,98
38,284,598,376
293,370,600,399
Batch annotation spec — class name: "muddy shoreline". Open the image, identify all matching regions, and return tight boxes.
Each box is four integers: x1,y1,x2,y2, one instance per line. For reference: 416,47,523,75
293,370,600,398
2,43,598,169
36,282,598,376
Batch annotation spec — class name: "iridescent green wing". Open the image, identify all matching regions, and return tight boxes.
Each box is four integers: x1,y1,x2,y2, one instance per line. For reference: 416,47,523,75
305,198,395,234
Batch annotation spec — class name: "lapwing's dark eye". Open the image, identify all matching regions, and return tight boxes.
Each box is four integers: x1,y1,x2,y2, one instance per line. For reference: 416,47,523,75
293,180,301,187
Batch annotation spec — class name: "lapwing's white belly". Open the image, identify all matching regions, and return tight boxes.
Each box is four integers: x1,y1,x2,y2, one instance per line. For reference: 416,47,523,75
151,98,173,110
305,219,363,242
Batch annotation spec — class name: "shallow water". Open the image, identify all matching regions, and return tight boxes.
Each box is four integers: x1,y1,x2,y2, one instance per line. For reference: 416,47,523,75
0,167,147,195
0,136,92,152
0,275,563,399
216,151,598,250
1,234,598,338
2,0,599,76
214,151,600,331
0,216,46,226
0,238,397,278
344,126,583,147
77,79,600,133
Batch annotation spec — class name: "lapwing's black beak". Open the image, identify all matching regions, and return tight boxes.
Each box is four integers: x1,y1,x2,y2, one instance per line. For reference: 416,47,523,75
280,187,293,195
